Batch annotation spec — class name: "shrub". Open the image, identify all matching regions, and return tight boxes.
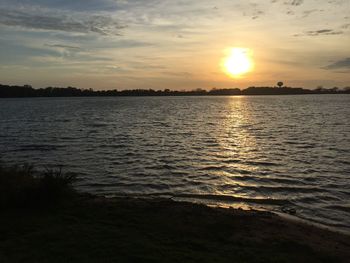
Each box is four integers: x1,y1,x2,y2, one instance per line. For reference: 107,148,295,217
0,163,77,208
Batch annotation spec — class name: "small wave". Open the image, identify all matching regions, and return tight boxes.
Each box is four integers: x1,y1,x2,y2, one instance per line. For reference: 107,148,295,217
54,119,71,123
232,175,304,186
145,164,177,170
241,184,326,194
100,144,127,149
222,159,241,164
244,161,279,167
85,181,173,192
87,123,108,128
198,165,228,171
295,194,342,204
339,160,350,165
284,141,300,145
122,192,291,206
172,193,291,206
323,205,350,214
295,144,317,149
17,144,62,152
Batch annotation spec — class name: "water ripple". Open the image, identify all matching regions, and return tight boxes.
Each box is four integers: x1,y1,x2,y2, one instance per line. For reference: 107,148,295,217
0,95,349,232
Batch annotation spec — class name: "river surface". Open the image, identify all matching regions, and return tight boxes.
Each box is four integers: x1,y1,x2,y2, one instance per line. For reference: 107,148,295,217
0,95,349,231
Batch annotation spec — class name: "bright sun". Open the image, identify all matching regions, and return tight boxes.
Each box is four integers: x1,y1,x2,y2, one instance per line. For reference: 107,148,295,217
222,47,254,78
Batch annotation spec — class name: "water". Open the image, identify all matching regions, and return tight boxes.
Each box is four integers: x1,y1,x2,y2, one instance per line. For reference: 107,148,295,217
0,95,349,231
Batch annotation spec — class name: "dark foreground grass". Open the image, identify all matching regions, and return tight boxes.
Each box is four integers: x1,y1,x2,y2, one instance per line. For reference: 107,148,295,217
0,163,76,208
0,165,349,263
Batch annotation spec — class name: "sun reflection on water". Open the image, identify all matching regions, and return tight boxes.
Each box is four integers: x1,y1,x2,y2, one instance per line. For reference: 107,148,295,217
211,96,265,200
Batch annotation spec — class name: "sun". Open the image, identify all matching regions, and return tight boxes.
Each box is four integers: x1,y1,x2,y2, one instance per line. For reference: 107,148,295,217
222,48,254,78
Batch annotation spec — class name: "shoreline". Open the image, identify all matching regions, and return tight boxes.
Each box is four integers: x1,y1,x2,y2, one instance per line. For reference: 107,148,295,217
98,192,350,236
1,93,350,99
272,210,350,237
1,193,349,262
1,84,350,98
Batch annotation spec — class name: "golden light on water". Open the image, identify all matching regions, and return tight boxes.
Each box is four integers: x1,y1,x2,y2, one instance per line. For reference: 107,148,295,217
222,48,254,78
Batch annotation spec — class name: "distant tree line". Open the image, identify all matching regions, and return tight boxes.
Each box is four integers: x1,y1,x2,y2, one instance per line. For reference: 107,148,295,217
0,84,349,98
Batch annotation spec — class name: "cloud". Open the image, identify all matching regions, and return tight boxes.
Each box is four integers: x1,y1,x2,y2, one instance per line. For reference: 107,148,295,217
45,44,81,50
0,8,125,35
0,0,120,12
161,71,192,77
324,58,350,70
240,3,265,20
0,40,61,63
284,0,304,6
271,0,304,6
306,29,343,36
295,29,343,36
302,9,323,18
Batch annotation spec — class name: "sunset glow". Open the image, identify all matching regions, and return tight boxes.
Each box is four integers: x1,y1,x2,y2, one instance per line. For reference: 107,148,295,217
0,0,349,89
223,48,254,78
0,1,349,260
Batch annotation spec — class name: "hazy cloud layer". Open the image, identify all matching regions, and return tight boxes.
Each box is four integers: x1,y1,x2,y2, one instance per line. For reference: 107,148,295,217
285,0,304,6
324,58,350,70
44,44,82,50
294,29,344,37
271,0,304,6
0,0,120,12
0,8,125,35
0,0,349,89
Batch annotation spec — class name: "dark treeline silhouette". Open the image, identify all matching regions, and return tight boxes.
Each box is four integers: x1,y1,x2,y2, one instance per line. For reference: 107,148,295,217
0,84,349,98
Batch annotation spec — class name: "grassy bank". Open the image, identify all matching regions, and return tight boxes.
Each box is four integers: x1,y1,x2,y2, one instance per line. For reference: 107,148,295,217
0,163,76,208
0,165,349,263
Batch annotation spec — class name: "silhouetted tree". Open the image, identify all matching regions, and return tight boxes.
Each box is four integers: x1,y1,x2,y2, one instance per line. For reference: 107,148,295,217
277,82,284,88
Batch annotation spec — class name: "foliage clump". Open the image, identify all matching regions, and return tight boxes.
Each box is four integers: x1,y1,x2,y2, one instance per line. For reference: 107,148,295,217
0,163,76,208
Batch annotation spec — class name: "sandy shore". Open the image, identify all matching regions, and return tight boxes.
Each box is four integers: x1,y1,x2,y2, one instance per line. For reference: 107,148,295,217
1,194,349,263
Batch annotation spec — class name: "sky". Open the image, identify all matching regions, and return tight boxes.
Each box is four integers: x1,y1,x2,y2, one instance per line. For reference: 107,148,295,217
0,0,349,90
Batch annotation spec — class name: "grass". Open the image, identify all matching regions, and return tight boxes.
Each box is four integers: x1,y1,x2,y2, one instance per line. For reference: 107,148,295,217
0,163,76,208
0,163,349,262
